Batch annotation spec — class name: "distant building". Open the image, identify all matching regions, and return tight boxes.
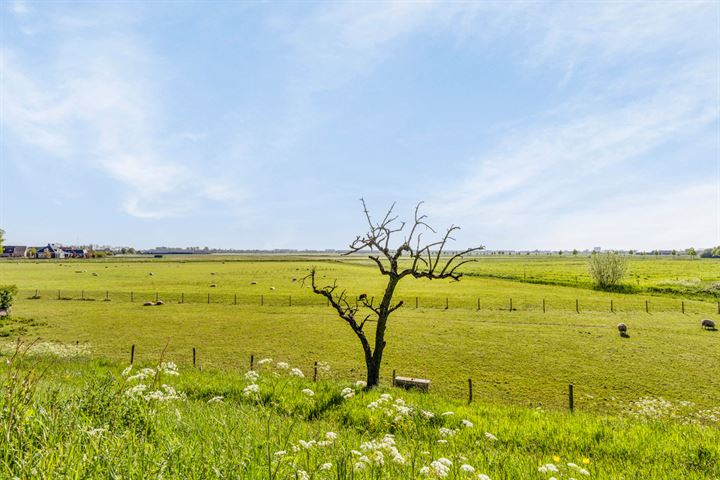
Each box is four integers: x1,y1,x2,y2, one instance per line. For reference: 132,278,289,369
34,244,66,259
1,246,29,258
63,248,89,258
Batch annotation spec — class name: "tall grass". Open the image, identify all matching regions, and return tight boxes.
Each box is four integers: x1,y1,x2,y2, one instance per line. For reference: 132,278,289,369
1,344,718,479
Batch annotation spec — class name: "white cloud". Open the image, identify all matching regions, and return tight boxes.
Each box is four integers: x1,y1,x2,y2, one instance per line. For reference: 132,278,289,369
1,16,246,219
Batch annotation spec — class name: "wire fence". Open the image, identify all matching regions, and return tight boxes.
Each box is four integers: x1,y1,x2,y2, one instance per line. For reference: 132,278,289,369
17,288,720,315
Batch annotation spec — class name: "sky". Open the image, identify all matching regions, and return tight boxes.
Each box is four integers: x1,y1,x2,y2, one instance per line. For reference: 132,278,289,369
1,0,719,251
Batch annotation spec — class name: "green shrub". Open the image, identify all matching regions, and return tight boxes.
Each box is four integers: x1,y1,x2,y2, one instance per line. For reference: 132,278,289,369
0,285,18,310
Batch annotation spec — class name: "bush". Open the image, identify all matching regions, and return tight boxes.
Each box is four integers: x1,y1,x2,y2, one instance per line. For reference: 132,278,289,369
0,285,18,310
588,253,628,290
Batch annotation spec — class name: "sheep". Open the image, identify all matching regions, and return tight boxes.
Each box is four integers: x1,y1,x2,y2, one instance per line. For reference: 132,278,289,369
210,284,217,288
149,272,154,276
143,301,155,306
92,272,98,276
270,286,276,291
155,300,164,306
617,323,628,337
250,281,257,285
701,319,716,330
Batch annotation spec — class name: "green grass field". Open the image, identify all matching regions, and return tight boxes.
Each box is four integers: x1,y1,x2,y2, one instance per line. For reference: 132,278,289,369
1,255,718,414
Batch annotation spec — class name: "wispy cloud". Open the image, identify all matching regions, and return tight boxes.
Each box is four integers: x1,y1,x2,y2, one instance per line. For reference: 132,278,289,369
1,8,246,219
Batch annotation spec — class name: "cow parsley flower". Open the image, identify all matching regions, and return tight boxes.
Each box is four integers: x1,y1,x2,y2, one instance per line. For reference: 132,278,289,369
461,419,474,428
290,368,305,378
461,464,475,473
302,388,314,397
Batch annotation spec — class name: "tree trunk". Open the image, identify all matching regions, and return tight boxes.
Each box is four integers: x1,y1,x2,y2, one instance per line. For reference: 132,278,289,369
365,275,399,387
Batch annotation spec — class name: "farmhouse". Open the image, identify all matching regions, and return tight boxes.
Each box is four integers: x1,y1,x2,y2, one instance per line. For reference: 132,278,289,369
34,244,66,259
63,248,89,258
1,245,29,258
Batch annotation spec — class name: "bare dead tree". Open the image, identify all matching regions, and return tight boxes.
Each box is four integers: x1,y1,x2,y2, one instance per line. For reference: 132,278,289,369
304,199,483,388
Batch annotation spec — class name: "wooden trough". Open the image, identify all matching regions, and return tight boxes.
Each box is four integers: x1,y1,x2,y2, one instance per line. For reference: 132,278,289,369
393,375,430,392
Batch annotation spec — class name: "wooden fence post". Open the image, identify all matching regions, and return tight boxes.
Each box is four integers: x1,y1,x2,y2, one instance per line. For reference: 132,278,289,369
542,298,546,313
569,384,574,412
181,292,184,304
207,293,210,304
35,289,38,298
131,291,134,302
681,301,684,314
576,299,579,313
105,290,109,300
645,300,649,313
509,298,513,311
250,354,254,371
58,289,61,300
130,344,135,364
289,295,292,307
445,297,449,309
193,347,196,368
415,297,418,308
468,378,473,404
261,295,264,306
313,361,318,382
477,298,480,311
610,299,614,313
234,294,237,305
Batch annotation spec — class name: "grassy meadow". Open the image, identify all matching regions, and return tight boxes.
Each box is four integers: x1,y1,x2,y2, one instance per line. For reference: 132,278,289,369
0,255,718,414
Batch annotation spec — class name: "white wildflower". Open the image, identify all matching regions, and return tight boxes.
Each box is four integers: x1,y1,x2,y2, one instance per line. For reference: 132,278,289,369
243,384,260,396
355,380,367,388
301,388,314,397
296,470,309,480
461,464,475,473
207,396,224,404
276,362,289,369
244,370,260,382
441,411,454,416
478,475,491,480
341,387,355,399
320,463,332,471
290,368,305,378
257,358,273,366
484,432,498,441
325,431,337,440
461,419,474,428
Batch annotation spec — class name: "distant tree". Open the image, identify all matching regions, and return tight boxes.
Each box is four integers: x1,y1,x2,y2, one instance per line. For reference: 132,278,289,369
652,250,659,256
306,200,482,388
572,249,578,255
686,247,697,257
713,246,720,257
588,252,628,290
558,250,563,255
128,247,137,254
671,249,677,256
628,250,635,255
27,247,37,258
0,228,4,251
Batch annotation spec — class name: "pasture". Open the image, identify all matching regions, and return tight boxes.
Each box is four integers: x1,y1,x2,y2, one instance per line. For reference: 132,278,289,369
1,255,718,413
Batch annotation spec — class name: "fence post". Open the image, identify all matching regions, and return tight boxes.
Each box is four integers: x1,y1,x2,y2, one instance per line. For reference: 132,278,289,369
289,295,292,307
106,290,109,300
645,300,649,313
415,297,418,308
35,289,38,298
130,344,135,364
569,384,574,412
681,301,684,314
234,294,237,305
261,295,264,306
610,299,614,313
131,291,134,302
193,347,196,368
509,298,513,311
207,293,210,304
250,354,254,371
542,298,546,313
477,298,480,311
468,378,473,404
58,289,61,300
181,292,184,304
445,297,449,309
576,299,579,313
313,361,318,382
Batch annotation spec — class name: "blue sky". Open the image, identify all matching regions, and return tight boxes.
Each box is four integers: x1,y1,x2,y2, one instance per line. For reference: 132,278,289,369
1,0,718,250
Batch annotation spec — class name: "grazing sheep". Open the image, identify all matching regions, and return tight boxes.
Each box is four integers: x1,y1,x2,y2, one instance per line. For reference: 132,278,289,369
149,272,154,276
210,284,217,288
143,301,155,306
210,272,216,275
155,300,164,306
270,286,276,291
92,272,98,276
617,323,628,337
701,319,716,330
250,281,257,285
